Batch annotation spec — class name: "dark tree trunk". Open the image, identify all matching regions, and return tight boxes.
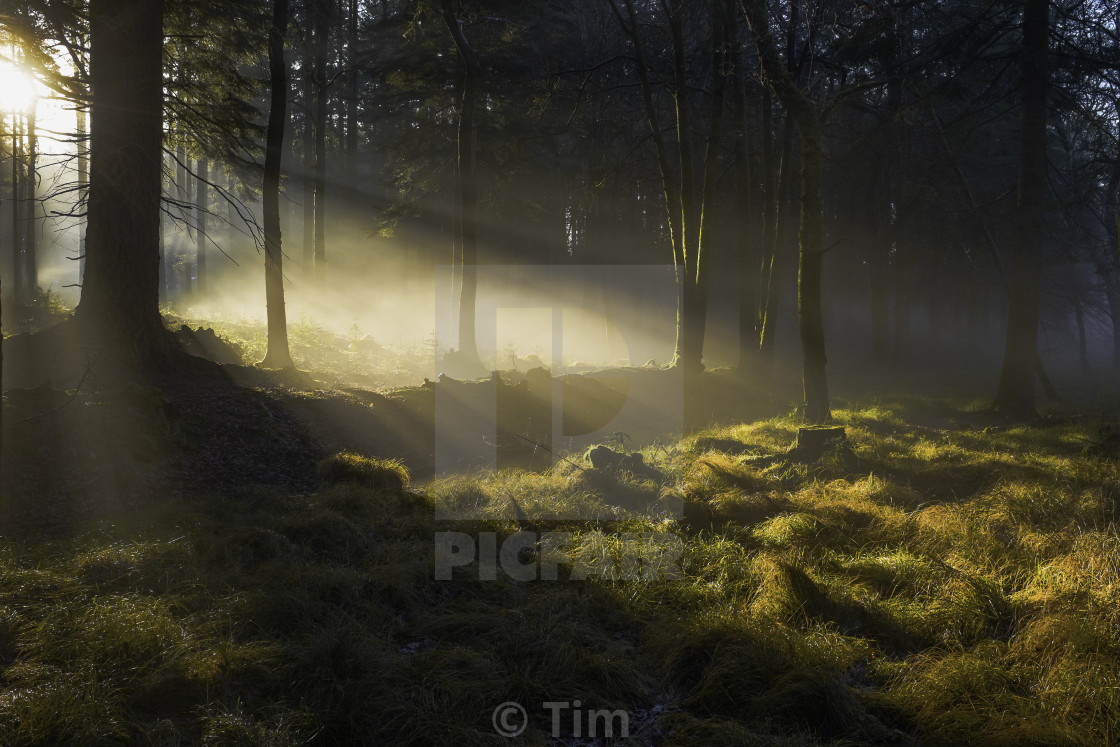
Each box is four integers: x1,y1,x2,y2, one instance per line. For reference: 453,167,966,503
301,25,315,274
346,0,358,179
261,0,293,369
442,0,482,369
994,0,1048,418
1073,295,1089,374
176,142,190,296
11,117,22,309
734,47,758,377
745,0,831,422
312,0,329,284
796,122,830,423
195,156,207,295
24,109,37,301
757,100,789,379
76,0,169,364
681,0,727,374
77,104,88,286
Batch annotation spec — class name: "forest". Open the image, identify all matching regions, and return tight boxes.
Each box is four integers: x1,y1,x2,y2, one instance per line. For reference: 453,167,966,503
0,0,1118,744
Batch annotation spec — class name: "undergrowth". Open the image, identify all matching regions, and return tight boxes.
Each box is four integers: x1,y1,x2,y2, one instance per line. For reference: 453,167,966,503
1,397,1118,744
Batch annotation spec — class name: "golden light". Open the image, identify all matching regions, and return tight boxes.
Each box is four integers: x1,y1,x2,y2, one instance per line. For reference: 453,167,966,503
0,65,38,113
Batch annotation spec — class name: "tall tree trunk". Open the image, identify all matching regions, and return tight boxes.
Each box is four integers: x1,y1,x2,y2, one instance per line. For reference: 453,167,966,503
301,25,315,274
745,0,831,422
77,104,88,285
24,108,37,301
442,0,482,369
734,47,757,377
994,0,1048,418
312,0,329,284
796,121,829,423
346,0,358,180
617,0,684,371
10,115,23,310
195,156,207,296
261,0,293,368
77,0,169,363
757,95,786,378
683,0,727,374
159,166,166,302
1073,295,1089,374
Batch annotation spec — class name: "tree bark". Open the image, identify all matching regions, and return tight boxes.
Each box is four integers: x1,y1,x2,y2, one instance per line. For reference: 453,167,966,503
77,104,88,286
744,0,831,423
312,0,329,284
261,0,294,369
441,0,482,369
994,0,1048,418
76,0,169,364
346,0,358,179
11,116,22,309
683,0,727,374
302,22,315,274
176,141,190,296
24,108,37,301
195,156,207,295
734,43,757,377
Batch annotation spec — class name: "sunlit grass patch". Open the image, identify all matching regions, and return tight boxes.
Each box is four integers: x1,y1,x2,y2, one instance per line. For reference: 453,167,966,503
316,451,411,495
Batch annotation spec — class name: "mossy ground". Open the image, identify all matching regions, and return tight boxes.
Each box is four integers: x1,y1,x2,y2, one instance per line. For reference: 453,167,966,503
1,397,1119,745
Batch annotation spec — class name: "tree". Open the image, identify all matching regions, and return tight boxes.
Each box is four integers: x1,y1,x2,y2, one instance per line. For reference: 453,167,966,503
994,0,1049,418
74,0,169,364
742,0,831,423
261,0,294,368
441,0,484,372
613,0,727,374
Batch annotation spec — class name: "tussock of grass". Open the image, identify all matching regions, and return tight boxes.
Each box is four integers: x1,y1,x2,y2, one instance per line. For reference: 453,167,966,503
316,451,410,495
3,395,1120,743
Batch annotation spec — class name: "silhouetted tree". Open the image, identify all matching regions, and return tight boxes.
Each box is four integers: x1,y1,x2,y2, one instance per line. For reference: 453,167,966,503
75,0,170,364
261,0,294,368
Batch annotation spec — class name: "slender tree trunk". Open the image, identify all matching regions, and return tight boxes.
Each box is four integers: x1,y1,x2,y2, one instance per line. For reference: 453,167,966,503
797,121,829,423
346,0,358,180
756,92,782,377
77,104,88,285
11,116,22,309
734,49,758,377
994,0,1048,418
24,109,36,301
77,0,169,363
617,0,684,371
302,24,314,274
683,0,727,374
745,0,830,422
1114,152,1120,367
312,0,329,284
442,0,482,368
261,0,293,368
1073,295,1089,374
195,156,207,296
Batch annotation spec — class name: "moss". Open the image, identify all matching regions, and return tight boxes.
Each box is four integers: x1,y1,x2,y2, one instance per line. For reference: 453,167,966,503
316,451,410,495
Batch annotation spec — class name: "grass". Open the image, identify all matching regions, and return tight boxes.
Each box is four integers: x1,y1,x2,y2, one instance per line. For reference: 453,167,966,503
1,397,1119,744
162,308,436,390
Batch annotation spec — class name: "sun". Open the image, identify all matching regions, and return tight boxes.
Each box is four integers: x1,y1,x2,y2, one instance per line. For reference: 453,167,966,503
0,65,38,114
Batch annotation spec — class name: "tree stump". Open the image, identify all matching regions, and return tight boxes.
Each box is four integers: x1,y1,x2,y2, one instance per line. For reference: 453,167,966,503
790,426,846,461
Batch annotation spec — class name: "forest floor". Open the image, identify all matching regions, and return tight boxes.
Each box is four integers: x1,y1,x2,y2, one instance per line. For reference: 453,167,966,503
1,316,1119,744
